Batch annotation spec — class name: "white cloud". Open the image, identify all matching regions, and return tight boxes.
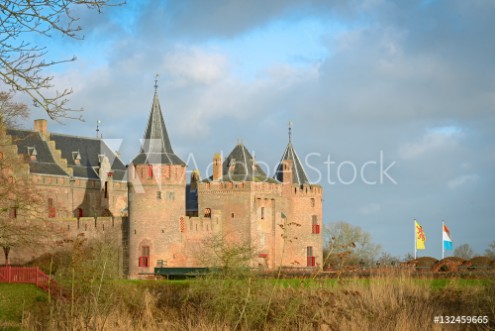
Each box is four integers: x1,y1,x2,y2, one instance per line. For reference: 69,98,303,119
162,46,229,86
399,127,462,160
447,174,478,189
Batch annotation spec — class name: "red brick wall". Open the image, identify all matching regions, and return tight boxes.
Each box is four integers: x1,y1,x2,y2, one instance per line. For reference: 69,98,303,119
128,164,186,278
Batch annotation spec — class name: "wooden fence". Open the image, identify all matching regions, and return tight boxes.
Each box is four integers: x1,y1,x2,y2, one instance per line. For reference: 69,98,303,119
0,266,59,293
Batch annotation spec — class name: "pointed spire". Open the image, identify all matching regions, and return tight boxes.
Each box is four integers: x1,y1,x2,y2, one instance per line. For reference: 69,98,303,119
274,124,310,185
132,78,184,165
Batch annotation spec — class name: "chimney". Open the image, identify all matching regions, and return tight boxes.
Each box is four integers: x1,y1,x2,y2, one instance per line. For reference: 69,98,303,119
190,170,200,191
34,119,48,136
213,153,223,181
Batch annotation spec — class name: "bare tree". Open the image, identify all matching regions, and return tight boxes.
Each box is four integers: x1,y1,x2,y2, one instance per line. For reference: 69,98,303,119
0,94,51,264
485,241,495,259
0,91,29,128
323,222,381,270
0,130,44,264
454,243,475,260
0,0,121,120
200,234,255,271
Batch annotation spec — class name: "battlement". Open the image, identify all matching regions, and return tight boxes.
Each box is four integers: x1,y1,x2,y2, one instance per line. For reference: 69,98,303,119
185,215,221,235
129,163,186,186
290,184,323,196
199,180,282,194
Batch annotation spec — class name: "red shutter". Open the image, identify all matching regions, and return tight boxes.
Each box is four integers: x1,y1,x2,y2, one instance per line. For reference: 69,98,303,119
307,256,316,267
138,256,149,267
312,224,320,234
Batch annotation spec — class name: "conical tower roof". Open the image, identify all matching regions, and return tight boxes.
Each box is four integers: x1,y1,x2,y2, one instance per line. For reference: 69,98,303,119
132,86,185,165
220,143,271,182
274,126,310,185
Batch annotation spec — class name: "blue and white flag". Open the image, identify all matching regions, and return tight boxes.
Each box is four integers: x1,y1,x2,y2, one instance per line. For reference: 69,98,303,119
443,224,453,250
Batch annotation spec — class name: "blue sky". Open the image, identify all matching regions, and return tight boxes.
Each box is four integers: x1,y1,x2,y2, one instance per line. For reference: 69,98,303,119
10,0,495,259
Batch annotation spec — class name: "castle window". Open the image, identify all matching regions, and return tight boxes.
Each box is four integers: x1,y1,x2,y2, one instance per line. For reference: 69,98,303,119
204,208,211,218
231,213,235,218
260,207,265,220
104,181,108,198
311,198,315,207
75,208,83,218
312,215,320,234
48,198,56,218
139,246,150,268
147,164,153,178
10,207,17,219
307,246,316,267
157,191,162,199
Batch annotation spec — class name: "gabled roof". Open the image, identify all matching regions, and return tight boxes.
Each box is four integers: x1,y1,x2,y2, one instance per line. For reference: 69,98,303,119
132,90,185,165
7,129,127,180
274,141,310,186
217,143,275,182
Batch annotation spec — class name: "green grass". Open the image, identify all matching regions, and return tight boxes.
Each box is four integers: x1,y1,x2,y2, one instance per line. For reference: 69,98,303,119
0,283,47,329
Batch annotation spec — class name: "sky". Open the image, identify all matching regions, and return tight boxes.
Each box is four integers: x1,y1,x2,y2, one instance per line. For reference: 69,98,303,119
11,0,495,259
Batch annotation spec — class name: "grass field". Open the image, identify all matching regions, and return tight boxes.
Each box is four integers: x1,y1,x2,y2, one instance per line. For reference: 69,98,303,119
0,283,47,330
3,273,494,330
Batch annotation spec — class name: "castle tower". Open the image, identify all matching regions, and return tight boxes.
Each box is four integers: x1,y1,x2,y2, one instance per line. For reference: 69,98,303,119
128,81,186,278
274,124,323,269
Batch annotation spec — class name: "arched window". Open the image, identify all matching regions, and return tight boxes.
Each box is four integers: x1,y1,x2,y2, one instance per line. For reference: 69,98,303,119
138,241,151,268
204,208,211,218
139,246,150,267
311,215,320,234
307,246,315,267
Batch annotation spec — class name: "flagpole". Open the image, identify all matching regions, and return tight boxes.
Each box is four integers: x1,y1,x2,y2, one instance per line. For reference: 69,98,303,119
414,219,417,259
441,220,445,259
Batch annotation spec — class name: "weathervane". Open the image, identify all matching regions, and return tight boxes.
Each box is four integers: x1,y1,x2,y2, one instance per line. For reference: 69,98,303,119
154,73,159,92
288,120,293,142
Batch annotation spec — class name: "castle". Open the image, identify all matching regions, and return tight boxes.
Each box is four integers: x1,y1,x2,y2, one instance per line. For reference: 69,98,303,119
1,85,323,278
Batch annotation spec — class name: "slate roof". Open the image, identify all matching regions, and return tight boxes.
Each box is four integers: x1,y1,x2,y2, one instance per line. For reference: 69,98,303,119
6,129,67,176
132,91,185,165
7,129,127,181
274,141,310,186
212,143,276,182
50,133,127,181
